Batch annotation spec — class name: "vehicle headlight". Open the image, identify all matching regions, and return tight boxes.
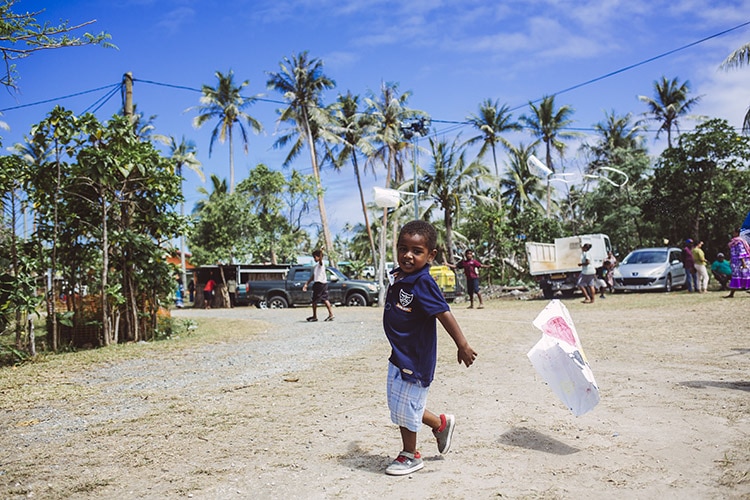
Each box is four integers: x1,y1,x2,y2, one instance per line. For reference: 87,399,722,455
366,284,377,292
646,265,668,277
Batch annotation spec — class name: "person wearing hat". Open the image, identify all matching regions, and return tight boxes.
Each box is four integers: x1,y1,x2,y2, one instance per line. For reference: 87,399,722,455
682,239,697,292
711,253,732,291
578,243,597,303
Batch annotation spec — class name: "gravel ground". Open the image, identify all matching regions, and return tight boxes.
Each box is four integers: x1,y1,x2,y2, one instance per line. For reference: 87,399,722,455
2,295,749,499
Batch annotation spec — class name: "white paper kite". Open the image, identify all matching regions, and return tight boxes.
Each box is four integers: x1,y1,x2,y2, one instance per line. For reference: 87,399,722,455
527,299,600,416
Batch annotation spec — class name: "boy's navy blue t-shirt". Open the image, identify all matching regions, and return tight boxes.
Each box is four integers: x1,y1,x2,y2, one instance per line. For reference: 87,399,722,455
383,264,450,386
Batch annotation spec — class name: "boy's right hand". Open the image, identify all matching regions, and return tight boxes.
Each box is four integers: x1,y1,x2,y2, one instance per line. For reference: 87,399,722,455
457,344,477,367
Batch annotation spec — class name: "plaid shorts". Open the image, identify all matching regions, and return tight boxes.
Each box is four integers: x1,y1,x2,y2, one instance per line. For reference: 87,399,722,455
387,362,428,432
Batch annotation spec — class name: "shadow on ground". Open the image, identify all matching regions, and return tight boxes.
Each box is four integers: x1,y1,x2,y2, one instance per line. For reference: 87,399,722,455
498,426,580,455
679,380,750,392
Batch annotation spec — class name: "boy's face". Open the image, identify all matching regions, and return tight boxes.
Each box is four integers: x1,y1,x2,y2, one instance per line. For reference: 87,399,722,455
397,232,437,274
465,251,473,260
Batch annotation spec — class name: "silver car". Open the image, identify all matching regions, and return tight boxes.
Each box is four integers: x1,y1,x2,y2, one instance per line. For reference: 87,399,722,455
613,247,687,292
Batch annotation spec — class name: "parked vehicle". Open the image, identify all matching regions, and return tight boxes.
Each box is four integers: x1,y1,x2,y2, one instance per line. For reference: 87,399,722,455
235,265,379,308
362,262,396,280
429,264,462,302
613,247,686,293
525,234,612,299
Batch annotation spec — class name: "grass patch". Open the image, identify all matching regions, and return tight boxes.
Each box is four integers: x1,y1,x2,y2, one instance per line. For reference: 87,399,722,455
0,316,267,404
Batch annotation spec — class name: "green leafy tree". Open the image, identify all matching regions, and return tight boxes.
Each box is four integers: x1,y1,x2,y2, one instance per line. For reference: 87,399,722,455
521,96,578,217
332,92,378,264
644,118,750,252
238,164,292,264
158,135,203,286
266,51,337,258
0,0,114,89
500,142,545,216
465,99,520,177
364,82,423,299
580,111,651,250
720,42,750,133
420,137,492,265
638,76,701,148
190,70,262,194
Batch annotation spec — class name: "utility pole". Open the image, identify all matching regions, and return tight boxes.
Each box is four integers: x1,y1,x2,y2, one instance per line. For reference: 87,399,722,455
123,72,133,117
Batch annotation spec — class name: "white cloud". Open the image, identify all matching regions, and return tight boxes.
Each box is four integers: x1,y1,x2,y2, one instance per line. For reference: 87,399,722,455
155,6,196,35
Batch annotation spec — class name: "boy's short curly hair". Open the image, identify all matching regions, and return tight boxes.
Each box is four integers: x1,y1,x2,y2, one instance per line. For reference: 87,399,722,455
399,220,438,251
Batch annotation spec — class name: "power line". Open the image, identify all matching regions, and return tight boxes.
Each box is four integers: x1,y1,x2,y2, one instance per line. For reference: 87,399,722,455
507,19,750,113
0,83,120,112
3,19,747,132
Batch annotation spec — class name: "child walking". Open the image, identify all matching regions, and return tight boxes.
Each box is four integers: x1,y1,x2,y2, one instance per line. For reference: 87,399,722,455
302,249,335,322
448,249,490,309
383,220,477,476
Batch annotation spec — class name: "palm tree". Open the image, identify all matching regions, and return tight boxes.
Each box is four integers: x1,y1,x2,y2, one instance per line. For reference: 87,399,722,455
521,95,577,216
720,43,750,133
638,76,701,148
592,110,646,154
420,137,492,265
159,135,204,286
332,91,377,265
193,174,228,214
500,142,546,215
190,70,262,194
465,99,520,177
266,51,337,259
363,82,422,299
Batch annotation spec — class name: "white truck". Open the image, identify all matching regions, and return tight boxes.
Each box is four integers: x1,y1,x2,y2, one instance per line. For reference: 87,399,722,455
525,234,612,299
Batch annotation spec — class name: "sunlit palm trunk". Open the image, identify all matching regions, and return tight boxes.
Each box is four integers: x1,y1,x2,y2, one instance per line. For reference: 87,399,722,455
303,114,333,259
179,169,187,290
352,154,377,264
229,128,235,194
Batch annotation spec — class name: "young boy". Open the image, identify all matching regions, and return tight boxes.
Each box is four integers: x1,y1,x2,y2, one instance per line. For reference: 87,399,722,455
383,220,477,476
302,249,335,322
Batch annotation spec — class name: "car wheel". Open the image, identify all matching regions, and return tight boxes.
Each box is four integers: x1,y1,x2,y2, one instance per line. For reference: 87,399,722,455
346,292,367,307
665,275,673,292
267,295,288,309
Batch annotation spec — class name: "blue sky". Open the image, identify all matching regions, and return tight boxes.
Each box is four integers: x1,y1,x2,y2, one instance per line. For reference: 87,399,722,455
3,0,750,239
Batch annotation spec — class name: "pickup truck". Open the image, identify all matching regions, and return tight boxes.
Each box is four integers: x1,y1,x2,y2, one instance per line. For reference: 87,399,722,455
235,265,379,308
525,234,611,299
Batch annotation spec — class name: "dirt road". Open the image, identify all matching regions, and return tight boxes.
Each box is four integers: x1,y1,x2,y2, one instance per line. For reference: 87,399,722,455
1,292,748,499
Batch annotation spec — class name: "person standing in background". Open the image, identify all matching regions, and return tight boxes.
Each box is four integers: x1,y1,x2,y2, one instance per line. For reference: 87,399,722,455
692,241,709,293
203,274,216,309
447,250,490,309
683,239,697,292
724,228,750,298
578,243,597,304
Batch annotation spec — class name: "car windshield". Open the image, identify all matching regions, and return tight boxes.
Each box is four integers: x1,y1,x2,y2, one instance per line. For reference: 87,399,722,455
623,251,667,265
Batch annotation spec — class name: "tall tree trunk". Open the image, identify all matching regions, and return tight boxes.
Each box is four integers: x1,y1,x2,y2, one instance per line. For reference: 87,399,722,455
352,155,377,265
50,141,60,351
444,204,454,268
101,188,110,346
10,187,22,350
303,114,334,260
179,170,188,290
229,128,235,194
